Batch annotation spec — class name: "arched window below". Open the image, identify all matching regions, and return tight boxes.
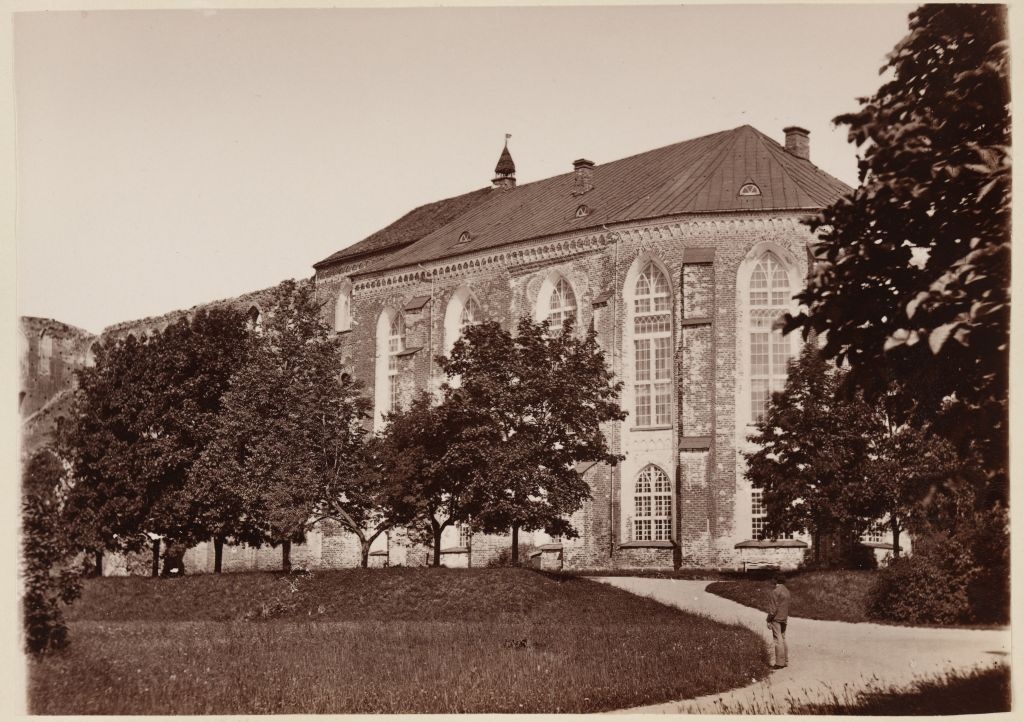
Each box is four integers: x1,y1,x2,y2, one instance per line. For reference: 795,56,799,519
634,465,672,541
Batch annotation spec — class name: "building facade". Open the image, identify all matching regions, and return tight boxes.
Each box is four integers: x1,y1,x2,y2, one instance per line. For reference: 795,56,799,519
311,125,853,571
26,124,907,574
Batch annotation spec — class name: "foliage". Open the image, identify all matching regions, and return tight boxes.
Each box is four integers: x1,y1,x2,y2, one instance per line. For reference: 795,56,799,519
747,345,959,563
785,5,1010,493
439,317,625,560
33,569,769,714
707,570,877,624
371,392,476,566
191,280,366,567
866,533,975,625
63,308,251,561
745,346,871,542
22,449,82,655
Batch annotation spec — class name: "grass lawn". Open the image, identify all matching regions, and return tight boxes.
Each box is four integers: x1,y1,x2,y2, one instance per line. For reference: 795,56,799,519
29,567,769,714
706,570,873,623
790,665,1011,715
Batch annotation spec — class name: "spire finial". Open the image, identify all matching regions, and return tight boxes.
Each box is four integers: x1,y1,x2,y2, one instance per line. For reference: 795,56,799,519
493,135,516,189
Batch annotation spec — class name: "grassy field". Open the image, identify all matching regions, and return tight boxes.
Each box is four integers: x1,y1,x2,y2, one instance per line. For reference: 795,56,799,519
30,568,769,714
713,664,1011,715
793,665,1011,715
706,570,873,622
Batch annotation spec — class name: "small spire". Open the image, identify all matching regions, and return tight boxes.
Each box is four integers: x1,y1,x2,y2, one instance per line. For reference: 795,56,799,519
491,132,516,188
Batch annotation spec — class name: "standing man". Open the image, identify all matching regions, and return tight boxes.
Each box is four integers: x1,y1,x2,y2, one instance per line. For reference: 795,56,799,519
766,573,790,669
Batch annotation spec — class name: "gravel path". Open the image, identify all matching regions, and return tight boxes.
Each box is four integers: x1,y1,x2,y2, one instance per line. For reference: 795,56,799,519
595,577,1010,714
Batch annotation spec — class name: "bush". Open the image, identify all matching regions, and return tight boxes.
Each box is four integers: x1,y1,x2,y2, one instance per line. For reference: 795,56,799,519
844,542,878,571
486,544,534,568
866,533,974,624
22,450,82,655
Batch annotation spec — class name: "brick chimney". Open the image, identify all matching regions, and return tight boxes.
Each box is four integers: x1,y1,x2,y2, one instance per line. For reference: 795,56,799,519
783,126,810,161
572,158,595,195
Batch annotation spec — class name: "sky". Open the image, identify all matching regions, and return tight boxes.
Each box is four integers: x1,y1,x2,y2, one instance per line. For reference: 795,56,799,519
14,4,919,334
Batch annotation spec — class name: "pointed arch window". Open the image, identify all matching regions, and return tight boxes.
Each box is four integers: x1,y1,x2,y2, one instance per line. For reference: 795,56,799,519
387,313,406,412
459,296,481,331
749,253,792,423
335,282,352,332
546,277,578,332
634,465,672,541
632,262,672,427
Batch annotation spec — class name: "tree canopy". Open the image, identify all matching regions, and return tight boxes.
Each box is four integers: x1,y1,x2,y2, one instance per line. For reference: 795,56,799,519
190,279,367,571
63,307,251,569
439,317,625,562
785,5,1010,492
747,345,958,561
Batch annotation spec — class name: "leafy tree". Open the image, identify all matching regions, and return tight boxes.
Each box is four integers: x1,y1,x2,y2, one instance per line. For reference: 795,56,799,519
785,5,1010,498
747,345,958,565
372,392,477,567
745,346,870,555
439,317,626,564
191,279,366,571
22,449,81,655
63,332,158,572
63,308,250,574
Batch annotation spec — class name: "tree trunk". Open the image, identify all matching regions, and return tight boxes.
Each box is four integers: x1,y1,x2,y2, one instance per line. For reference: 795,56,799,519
282,540,292,572
360,539,371,568
891,518,901,560
432,523,442,567
511,524,520,566
214,536,224,573
151,538,161,577
94,549,103,577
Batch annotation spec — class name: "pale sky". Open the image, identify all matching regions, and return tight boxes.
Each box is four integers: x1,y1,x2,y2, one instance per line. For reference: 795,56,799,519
14,4,918,334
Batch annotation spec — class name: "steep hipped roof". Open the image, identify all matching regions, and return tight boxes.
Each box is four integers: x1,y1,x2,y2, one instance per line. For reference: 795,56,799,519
314,186,493,269
353,125,851,277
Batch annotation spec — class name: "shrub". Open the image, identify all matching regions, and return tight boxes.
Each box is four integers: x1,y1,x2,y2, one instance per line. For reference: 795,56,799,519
866,533,974,624
844,542,878,571
486,544,534,568
22,450,82,655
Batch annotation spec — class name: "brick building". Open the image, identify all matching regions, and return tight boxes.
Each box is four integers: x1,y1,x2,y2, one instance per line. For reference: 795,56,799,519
311,125,853,571
32,124,906,574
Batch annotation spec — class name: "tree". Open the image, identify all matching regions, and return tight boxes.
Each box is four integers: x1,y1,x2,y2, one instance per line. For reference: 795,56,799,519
372,392,477,567
785,5,1010,497
439,317,626,564
191,279,366,571
745,346,871,557
63,308,251,575
22,449,81,655
748,345,962,565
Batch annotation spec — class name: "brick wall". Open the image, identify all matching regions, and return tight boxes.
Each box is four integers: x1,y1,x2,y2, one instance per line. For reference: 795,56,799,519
313,211,818,573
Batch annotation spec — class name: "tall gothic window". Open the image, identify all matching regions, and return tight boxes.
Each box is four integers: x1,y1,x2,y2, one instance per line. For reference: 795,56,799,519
387,312,406,412
334,281,352,332
634,465,672,541
749,253,792,424
460,296,481,331
633,262,672,427
546,277,578,332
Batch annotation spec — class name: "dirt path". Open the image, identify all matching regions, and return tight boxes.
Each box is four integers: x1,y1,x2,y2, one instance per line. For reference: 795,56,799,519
596,577,1010,714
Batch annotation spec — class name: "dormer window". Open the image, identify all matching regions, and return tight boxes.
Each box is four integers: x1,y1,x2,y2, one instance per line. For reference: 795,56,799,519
575,204,590,218
738,182,761,197
458,231,472,244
